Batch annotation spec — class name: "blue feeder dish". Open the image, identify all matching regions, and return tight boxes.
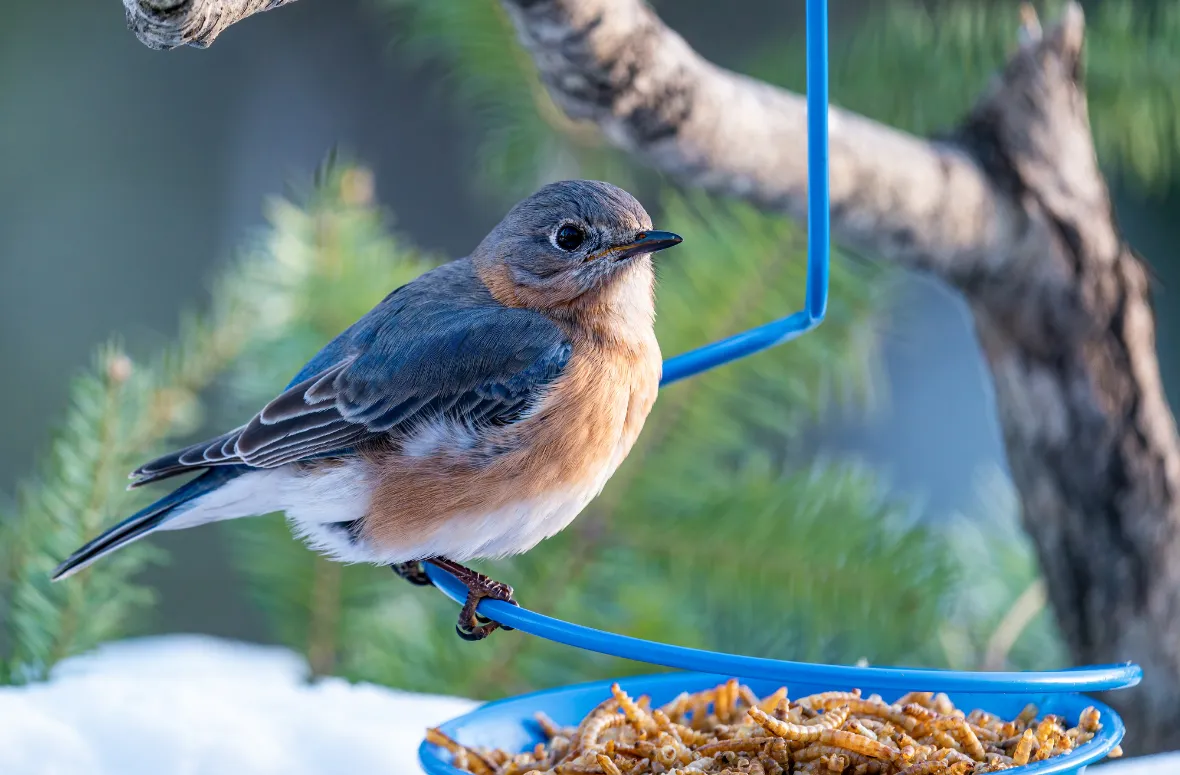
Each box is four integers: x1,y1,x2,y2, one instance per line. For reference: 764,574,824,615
418,566,1141,774
417,0,1145,771
418,673,1131,775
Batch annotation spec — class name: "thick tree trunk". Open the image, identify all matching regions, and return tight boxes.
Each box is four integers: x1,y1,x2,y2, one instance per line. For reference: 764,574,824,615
115,0,1180,754
953,17,1180,755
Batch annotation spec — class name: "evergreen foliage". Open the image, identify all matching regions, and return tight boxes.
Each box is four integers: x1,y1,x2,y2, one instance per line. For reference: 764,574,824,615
0,249,276,681
0,347,168,683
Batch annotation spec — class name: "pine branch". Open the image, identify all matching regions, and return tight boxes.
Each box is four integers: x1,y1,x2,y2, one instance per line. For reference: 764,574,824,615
48,351,128,668
0,162,362,682
0,338,235,680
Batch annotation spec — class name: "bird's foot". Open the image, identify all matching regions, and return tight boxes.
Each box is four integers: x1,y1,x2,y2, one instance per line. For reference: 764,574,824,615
428,558,519,641
390,561,434,587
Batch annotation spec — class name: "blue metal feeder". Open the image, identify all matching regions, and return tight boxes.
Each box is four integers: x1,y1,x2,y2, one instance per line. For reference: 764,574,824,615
418,673,1131,775
419,570,1139,773
419,0,1142,771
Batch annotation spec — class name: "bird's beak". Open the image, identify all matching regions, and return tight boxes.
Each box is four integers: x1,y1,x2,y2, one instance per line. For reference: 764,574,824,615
608,230,683,261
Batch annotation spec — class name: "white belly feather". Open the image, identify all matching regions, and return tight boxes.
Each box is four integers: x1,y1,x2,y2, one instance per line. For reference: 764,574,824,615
157,423,627,566
157,463,375,544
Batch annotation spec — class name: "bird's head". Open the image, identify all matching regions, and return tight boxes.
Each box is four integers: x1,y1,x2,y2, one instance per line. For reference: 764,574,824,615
472,180,682,316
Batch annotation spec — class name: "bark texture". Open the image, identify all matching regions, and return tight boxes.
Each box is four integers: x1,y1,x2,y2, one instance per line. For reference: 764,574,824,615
123,0,298,49
112,0,1180,754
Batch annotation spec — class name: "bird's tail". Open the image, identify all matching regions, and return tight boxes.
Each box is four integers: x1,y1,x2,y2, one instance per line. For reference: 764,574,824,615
50,468,237,582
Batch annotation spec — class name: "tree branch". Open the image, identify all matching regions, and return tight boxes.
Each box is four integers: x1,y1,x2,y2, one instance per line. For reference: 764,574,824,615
955,5,1180,754
496,0,1035,286
122,0,298,49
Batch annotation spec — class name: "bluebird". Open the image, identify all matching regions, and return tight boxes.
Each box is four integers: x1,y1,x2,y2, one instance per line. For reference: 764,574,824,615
52,179,682,641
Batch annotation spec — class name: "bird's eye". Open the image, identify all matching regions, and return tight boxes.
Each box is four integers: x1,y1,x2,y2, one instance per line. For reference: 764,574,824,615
554,224,585,252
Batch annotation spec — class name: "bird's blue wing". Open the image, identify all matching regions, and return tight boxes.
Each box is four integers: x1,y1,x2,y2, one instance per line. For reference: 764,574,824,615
130,286,571,484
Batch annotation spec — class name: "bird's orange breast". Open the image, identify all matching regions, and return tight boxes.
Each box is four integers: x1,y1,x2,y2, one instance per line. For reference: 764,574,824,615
361,332,661,559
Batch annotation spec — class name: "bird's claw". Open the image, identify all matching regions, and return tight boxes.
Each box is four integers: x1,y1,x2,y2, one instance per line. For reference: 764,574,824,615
391,561,434,587
408,557,519,641
455,580,519,641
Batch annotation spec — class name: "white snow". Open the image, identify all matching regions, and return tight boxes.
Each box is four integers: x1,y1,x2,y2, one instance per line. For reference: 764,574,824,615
1096,752,1180,774
0,635,477,775
0,635,1175,775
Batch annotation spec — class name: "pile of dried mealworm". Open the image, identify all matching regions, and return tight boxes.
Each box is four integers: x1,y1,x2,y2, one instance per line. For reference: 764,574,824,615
426,679,1124,774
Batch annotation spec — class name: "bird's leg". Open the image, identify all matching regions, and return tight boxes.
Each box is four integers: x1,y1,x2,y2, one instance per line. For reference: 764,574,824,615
390,561,434,587
427,557,519,641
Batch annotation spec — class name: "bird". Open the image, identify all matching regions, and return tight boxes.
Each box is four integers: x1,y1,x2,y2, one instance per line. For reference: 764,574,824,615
51,179,683,641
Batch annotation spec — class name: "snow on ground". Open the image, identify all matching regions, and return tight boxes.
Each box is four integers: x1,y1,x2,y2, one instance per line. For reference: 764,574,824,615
0,634,1175,774
0,635,477,775
1098,752,1180,774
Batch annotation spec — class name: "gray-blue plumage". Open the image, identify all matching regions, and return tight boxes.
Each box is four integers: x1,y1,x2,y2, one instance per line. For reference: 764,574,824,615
52,259,571,581
131,258,572,482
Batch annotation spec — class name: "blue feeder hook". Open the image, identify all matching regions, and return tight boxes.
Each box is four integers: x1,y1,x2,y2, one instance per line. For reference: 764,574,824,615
661,0,829,386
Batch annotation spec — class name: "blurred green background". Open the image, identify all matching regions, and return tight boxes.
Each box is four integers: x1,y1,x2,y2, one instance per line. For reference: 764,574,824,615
2,0,1179,698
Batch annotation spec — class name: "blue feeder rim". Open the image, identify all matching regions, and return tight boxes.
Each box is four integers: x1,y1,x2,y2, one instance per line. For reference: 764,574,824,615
420,0,1144,699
